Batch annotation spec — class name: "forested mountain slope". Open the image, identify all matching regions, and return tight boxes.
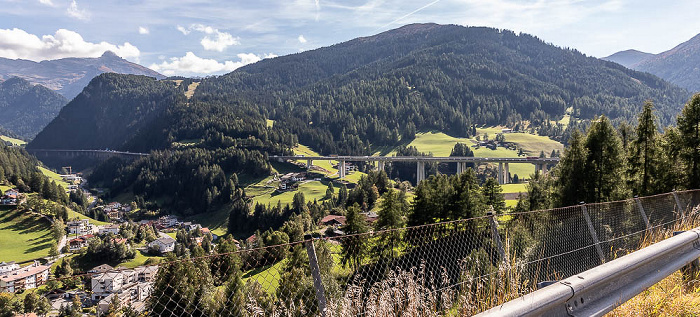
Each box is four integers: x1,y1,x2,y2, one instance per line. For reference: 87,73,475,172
27,74,182,151
0,77,68,139
195,23,689,154
634,33,700,92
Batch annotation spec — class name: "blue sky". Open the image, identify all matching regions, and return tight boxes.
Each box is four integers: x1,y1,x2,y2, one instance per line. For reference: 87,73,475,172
1,0,700,76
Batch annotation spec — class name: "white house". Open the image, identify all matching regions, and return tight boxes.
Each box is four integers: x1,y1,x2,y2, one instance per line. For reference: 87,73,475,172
67,219,96,236
98,224,120,235
0,262,19,274
148,236,176,254
158,215,178,228
91,266,159,302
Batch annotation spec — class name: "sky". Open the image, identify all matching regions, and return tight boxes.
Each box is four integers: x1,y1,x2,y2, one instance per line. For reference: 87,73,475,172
1,0,700,76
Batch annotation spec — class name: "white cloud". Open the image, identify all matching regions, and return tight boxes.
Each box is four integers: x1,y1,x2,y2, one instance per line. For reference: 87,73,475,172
38,0,55,6
176,25,190,35
298,35,307,43
179,24,240,52
66,0,90,21
138,26,149,35
0,28,140,61
149,52,274,76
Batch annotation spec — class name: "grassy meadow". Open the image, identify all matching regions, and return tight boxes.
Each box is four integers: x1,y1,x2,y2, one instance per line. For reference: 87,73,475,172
0,135,26,146
0,206,54,263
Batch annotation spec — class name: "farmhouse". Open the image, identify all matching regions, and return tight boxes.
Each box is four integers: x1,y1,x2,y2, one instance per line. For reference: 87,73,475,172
1,188,21,205
319,215,346,227
158,215,178,228
68,234,95,251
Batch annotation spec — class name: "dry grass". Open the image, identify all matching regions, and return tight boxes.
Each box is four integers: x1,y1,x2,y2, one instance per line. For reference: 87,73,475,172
609,213,700,317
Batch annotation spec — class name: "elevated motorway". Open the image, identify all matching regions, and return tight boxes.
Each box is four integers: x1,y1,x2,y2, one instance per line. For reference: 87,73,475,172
26,149,148,161
270,155,559,184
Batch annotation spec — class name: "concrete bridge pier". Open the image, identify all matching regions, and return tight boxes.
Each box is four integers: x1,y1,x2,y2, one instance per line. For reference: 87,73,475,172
416,161,426,184
456,162,463,175
378,161,385,172
504,163,510,184
498,162,504,184
339,160,346,179
307,159,313,168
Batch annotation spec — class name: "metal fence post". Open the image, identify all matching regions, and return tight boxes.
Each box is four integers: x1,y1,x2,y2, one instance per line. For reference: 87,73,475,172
673,190,685,218
304,234,327,316
487,208,507,263
634,196,651,230
581,202,606,264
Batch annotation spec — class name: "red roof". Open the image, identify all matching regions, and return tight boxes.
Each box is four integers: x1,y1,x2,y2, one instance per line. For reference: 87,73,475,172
320,215,346,226
201,228,210,234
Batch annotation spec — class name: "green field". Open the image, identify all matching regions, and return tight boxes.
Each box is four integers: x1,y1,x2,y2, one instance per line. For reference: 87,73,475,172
0,135,26,146
243,259,286,293
66,209,109,226
501,183,527,194
120,251,163,268
397,132,551,178
38,166,71,189
252,180,333,207
0,206,54,263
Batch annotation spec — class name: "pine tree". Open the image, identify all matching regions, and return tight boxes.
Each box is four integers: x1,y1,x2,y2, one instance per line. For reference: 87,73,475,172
677,93,700,189
482,177,506,213
583,116,628,203
628,101,662,196
555,129,588,207
341,204,368,269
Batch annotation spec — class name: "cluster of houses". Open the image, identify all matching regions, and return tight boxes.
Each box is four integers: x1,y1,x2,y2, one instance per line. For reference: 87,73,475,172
0,261,51,293
101,201,133,222
89,264,159,314
66,219,123,250
0,188,23,205
277,172,308,191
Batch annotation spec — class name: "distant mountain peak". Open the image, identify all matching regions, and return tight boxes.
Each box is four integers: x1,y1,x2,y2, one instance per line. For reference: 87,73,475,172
603,49,653,68
0,51,164,100
100,51,120,59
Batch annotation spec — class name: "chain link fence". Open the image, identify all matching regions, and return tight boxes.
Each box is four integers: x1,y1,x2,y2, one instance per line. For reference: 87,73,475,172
2,190,700,316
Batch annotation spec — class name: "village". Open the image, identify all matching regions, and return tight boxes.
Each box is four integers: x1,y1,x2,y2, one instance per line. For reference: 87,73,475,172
0,167,380,315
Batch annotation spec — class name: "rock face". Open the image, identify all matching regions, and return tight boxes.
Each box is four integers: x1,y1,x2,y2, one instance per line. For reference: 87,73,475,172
0,51,165,100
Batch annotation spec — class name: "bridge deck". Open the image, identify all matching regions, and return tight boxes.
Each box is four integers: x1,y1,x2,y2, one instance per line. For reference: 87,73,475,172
271,155,559,163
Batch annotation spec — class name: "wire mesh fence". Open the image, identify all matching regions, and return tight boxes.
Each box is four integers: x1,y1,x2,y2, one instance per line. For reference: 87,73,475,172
2,190,700,316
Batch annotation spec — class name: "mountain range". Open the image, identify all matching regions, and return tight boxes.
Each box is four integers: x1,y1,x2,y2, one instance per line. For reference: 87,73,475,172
0,51,164,100
0,77,68,139
604,33,700,92
31,23,689,155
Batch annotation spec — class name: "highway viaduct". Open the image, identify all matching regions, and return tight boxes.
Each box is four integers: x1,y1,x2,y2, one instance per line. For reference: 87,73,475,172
26,149,148,161
271,155,560,185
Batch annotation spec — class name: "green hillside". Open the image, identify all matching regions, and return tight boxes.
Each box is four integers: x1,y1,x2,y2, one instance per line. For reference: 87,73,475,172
0,206,54,263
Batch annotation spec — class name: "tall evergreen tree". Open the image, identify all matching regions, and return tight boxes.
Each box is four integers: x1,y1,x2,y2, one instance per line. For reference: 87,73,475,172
677,93,700,189
555,129,588,206
481,177,505,213
583,116,628,203
628,101,662,196
341,204,368,269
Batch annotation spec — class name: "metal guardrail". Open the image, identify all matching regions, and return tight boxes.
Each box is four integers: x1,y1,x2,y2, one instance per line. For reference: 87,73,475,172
475,228,700,317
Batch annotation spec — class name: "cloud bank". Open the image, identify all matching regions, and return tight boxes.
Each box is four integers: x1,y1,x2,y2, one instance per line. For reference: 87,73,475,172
0,28,140,61
149,52,276,76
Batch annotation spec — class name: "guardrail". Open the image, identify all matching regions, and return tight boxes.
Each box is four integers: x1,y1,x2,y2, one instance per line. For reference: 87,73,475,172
476,228,700,317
